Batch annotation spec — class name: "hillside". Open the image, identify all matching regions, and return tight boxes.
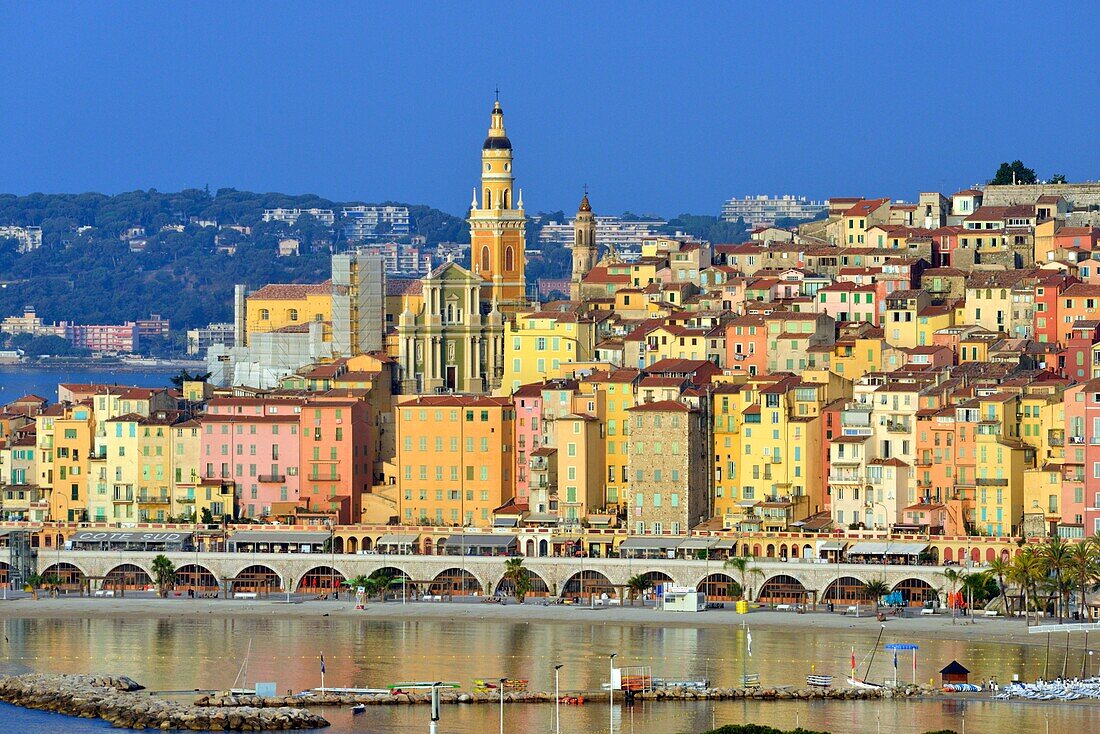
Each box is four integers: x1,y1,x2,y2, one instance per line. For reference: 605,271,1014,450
0,189,468,332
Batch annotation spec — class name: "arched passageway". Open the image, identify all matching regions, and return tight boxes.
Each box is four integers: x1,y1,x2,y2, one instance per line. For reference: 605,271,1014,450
176,564,219,594
297,566,346,592
562,570,614,601
697,573,742,601
429,568,482,597
104,564,152,591
230,564,281,595
756,575,808,605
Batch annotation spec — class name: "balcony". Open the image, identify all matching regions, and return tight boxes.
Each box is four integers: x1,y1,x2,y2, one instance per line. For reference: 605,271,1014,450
975,477,1008,487
138,494,171,505
828,471,863,483
307,475,341,482
885,420,912,434
1048,437,1064,447
177,496,195,504
1069,436,1085,444
258,474,286,483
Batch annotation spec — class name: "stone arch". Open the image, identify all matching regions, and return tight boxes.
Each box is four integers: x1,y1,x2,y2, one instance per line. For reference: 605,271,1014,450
697,572,741,601
347,537,359,554
823,576,866,604
766,544,776,558
641,570,674,590
562,570,614,601
802,544,814,559
970,548,981,564
41,562,85,591
985,548,996,563
524,539,536,557
362,536,373,552
332,536,344,554
176,563,218,593
495,569,550,598
539,539,548,557
104,563,152,591
297,566,346,592
757,574,808,604
422,537,434,555
230,564,281,595
436,538,447,555
943,547,953,562
789,544,799,559
430,568,481,597
892,578,936,607
752,543,761,557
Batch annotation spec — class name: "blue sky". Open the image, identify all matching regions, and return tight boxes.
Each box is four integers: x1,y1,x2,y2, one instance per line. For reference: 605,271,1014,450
1,2,1097,217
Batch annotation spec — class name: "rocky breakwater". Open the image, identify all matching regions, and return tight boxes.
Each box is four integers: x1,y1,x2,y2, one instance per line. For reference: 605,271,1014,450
0,673,330,730
637,684,939,701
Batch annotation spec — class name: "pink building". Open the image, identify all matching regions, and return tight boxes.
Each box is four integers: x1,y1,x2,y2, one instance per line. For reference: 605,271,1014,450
60,322,139,352
200,397,303,519
512,383,545,505
816,282,879,326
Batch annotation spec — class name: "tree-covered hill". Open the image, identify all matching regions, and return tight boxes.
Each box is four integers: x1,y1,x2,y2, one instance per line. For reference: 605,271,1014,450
0,188,468,330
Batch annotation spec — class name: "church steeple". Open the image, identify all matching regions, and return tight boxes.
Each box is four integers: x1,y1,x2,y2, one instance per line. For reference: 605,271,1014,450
469,97,526,310
570,188,597,302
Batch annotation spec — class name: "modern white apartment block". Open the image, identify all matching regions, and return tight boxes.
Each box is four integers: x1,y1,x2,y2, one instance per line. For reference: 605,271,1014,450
721,195,827,227
261,207,336,226
342,205,411,241
0,225,43,252
539,215,667,260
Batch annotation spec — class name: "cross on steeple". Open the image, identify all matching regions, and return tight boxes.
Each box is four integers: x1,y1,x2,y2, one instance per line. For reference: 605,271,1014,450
583,183,589,196
494,86,500,101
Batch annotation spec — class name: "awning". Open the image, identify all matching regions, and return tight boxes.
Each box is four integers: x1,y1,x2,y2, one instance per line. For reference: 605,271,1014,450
847,541,891,555
677,537,718,551
70,530,192,550
885,542,929,556
228,531,330,546
444,534,517,549
619,537,684,551
492,517,519,528
524,513,559,525
711,538,738,551
818,541,847,552
376,533,419,548
737,500,760,507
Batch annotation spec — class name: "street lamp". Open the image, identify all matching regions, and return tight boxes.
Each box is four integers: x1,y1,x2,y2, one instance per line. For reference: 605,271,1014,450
325,518,335,599
609,652,617,734
554,664,563,734
498,677,506,734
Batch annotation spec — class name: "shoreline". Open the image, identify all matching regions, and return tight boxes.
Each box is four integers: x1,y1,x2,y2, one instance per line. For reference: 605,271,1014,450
0,596,1044,645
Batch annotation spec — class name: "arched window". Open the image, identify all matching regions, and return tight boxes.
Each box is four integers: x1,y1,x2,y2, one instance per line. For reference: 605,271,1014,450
288,309,298,321
505,246,515,272
480,246,490,273
484,189,492,209
503,189,510,209
259,309,269,321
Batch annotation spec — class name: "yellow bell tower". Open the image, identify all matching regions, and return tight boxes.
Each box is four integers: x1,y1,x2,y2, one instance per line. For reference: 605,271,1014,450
468,98,526,310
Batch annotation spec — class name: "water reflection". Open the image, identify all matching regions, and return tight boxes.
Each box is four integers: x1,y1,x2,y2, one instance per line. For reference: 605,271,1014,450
2,616,1097,733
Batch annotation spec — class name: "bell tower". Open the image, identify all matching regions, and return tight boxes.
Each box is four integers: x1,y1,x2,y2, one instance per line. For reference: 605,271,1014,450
468,98,526,310
570,190,597,302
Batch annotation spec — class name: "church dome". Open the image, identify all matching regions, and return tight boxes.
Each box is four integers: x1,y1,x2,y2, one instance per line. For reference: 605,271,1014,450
483,136,512,150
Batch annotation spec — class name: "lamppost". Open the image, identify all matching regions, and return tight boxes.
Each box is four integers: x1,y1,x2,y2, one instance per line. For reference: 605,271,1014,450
325,519,335,599
554,664,563,734
498,677,506,734
609,652,617,734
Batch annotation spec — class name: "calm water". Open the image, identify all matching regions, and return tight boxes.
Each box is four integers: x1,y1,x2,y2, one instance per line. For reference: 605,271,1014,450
2,614,1098,733
0,365,180,402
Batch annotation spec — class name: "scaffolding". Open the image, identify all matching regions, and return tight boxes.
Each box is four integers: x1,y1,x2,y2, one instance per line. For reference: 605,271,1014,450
5,531,35,587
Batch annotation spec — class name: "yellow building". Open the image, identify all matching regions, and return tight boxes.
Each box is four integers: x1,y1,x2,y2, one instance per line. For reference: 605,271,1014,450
134,412,181,522
244,281,333,344
89,414,141,523
973,393,1033,536
171,419,202,520
916,303,955,347
827,325,901,380
51,404,95,522
468,99,526,309
711,383,744,521
502,312,601,394
579,369,640,507
841,199,890,245
396,396,515,526
555,413,604,522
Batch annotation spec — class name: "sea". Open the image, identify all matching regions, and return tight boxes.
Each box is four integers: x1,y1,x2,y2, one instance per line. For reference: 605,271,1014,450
0,365,183,403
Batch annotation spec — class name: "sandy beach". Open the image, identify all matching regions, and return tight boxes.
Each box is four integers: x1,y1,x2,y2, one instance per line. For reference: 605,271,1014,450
0,595,1046,645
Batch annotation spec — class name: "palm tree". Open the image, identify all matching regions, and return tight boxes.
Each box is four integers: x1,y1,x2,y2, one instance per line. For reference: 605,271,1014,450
502,557,531,602
1067,542,1099,622
723,556,763,601
862,579,890,609
25,573,43,601
987,557,1012,616
151,554,176,598
1009,546,1042,625
1039,537,1074,622
940,568,967,624
626,574,652,606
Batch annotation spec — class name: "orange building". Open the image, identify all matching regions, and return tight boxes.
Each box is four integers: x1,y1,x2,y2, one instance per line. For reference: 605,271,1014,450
396,395,515,526
298,396,372,524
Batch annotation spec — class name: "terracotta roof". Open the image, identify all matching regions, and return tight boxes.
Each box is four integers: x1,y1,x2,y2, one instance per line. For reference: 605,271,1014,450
842,198,889,217
399,395,513,408
249,281,332,300
628,400,695,413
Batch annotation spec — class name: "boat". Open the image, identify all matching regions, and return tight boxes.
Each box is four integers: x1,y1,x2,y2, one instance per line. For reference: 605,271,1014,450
847,624,887,689
229,639,255,695
350,704,366,714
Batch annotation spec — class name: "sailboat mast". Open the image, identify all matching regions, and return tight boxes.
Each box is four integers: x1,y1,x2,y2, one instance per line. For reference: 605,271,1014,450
862,624,886,681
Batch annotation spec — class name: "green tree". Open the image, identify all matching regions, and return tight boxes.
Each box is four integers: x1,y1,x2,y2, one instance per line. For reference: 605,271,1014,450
626,574,652,606
1039,537,1074,622
151,554,176,598
1067,541,1099,622
991,160,1037,185
200,507,214,524
1009,546,1042,624
723,556,763,601
25,573,43,601
862,579,890,608
503,557,532,603
1050,173,1067,184
987,557,1012,616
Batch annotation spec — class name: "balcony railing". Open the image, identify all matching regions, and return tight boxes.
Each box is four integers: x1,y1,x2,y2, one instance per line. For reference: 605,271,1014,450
975,478,1008,487
885,421,912,434
308,475,341,482
258,474,286,483
138,494,171,504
